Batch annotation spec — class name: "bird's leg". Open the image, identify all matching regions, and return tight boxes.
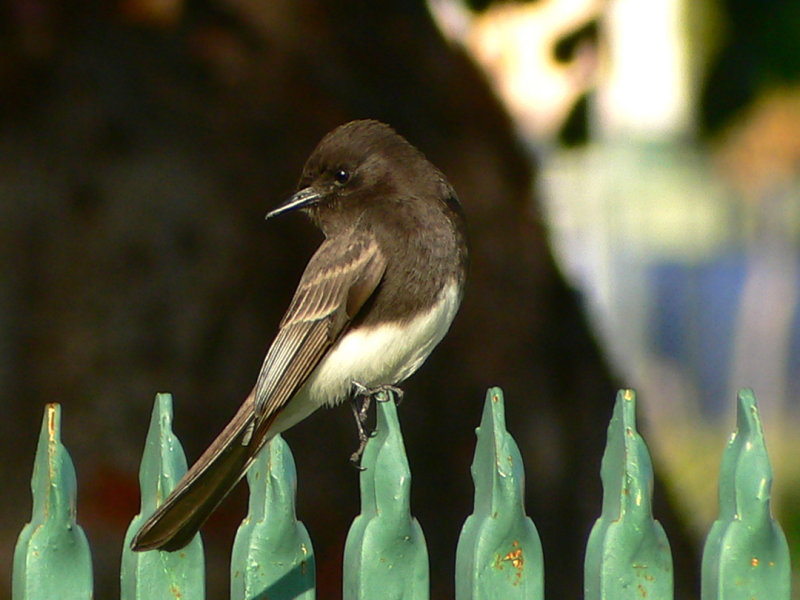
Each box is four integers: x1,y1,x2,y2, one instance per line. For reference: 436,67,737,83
349,398,370,468
351,381,373,423
348,382,405,465
349,382,373,466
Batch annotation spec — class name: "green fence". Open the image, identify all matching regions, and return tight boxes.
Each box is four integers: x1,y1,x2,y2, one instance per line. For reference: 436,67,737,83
12,387,791,599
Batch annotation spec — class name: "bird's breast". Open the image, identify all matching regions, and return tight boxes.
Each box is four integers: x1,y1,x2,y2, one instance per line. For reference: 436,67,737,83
304,280,461,407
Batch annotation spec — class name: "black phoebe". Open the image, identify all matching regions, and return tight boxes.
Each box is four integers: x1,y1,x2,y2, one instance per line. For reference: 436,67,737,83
131,119,468,552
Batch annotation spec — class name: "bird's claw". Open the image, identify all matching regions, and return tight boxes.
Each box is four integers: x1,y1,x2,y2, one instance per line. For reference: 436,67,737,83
351,381,403,403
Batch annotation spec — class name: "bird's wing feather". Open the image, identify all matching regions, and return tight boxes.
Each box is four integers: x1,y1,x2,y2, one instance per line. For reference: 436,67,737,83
253,232,386,419
130,231,386,552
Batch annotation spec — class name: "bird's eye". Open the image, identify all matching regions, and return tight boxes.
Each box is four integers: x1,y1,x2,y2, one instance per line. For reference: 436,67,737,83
334,168,350,185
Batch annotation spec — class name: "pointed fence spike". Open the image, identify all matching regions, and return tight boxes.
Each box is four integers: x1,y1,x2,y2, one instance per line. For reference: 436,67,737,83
343,390,429,600
121,393,205,600
701,388,790,600
455,387,544,600
231,434,315,600
12,404,94,600
584,389,673,600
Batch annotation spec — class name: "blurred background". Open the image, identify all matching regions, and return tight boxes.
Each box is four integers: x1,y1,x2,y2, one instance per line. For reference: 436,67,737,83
432,0,800,585
1,0,799,598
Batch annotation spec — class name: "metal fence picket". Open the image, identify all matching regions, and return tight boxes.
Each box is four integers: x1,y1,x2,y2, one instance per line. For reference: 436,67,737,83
343,390,430,600
231,434,315,600
455,387,544,600
701,388,790,599
584,389,673,600
121,393,205,600
13,404,93,600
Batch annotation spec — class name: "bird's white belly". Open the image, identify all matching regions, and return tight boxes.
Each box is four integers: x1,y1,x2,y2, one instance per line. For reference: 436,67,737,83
269,282,460,434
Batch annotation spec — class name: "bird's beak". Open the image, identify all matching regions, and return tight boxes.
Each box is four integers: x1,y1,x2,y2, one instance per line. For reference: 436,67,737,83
266,187,321,220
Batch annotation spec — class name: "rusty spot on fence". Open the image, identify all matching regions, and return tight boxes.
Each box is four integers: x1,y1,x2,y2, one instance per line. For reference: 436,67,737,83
47,405,57,439
46,405,58,497
504,548,523,569
500,540,524,572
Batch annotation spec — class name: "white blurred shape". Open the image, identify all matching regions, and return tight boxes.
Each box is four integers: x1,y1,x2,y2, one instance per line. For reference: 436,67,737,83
595,0,693,138
430,0,601,141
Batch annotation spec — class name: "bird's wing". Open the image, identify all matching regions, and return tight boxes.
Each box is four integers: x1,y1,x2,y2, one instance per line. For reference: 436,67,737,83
130,232,386,552
253,231,387,420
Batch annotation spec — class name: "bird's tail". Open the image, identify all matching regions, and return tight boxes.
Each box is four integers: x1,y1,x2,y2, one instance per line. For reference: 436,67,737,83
130,391,267,552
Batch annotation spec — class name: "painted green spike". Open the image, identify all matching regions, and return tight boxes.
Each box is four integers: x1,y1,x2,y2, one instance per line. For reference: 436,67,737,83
701,388,790,600
455,387,544,600
121,393,205,599
343,390,429,600
13,404,93,600
231,434,315,600
585,389,673,600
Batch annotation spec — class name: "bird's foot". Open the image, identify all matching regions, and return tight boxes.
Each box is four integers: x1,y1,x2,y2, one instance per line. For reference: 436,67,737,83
351,381,404,404
348,382,405,466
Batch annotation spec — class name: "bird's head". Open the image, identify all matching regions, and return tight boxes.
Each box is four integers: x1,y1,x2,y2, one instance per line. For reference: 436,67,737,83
266,119,446,235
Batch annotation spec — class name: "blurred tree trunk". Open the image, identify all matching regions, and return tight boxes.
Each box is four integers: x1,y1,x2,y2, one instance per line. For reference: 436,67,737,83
0,1,699,598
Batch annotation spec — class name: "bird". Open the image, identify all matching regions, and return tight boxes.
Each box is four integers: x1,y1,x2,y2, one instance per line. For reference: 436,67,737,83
131,119,469,552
